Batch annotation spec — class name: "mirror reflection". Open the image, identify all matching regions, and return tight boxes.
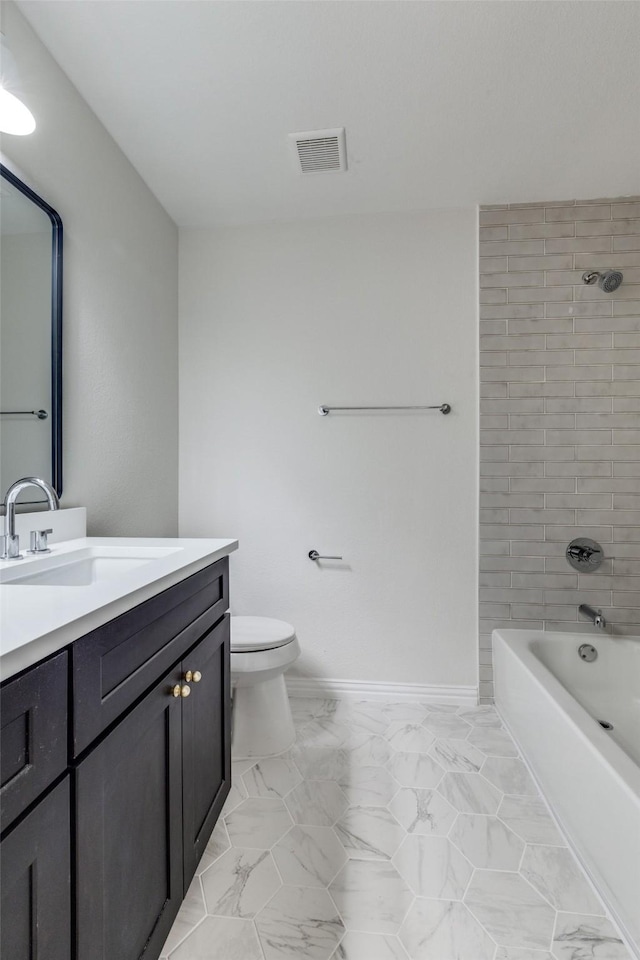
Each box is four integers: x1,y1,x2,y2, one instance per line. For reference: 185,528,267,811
0,166,62,501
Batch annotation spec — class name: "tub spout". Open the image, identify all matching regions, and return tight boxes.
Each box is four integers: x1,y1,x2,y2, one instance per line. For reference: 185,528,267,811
578,603,606,630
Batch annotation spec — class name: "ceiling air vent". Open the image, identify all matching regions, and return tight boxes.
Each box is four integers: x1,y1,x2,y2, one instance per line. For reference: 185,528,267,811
290,128,347,174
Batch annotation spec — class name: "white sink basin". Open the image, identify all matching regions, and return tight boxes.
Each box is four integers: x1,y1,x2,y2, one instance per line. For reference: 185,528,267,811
0,545,181,587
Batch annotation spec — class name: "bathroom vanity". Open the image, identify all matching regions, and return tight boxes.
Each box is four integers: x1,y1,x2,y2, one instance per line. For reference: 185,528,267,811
0,535,237,960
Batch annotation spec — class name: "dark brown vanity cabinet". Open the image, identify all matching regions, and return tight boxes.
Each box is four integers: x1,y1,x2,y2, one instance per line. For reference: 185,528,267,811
0,653,72,960
0,557,231,960
76,614,231,960
0,651,68,834
1,778,72,960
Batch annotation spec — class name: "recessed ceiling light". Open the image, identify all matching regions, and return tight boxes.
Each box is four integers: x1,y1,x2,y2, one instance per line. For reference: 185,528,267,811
0,34,36,135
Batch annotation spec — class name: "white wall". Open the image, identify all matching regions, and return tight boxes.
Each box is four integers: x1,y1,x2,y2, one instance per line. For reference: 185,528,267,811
180,210,479,688
1,3,179,535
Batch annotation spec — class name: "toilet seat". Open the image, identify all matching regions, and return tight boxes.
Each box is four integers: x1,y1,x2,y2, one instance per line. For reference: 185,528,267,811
231,616,296,653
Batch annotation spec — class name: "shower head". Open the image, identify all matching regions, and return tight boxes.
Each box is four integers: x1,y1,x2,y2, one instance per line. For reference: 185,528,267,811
582,269,624,292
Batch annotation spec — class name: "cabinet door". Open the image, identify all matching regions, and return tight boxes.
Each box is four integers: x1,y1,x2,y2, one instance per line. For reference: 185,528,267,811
1,776,71,960
1,651,67,833
182,614,231,886
76,667,183,960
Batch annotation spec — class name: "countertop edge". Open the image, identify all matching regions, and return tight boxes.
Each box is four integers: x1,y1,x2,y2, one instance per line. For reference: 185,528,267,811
0,539,238,682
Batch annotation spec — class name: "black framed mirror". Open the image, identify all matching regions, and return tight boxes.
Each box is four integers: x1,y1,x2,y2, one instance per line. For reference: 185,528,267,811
0,164,63,500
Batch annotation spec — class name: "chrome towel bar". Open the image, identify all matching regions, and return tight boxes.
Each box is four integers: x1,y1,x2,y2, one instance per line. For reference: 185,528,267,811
0,409,48,419
318,403,451,416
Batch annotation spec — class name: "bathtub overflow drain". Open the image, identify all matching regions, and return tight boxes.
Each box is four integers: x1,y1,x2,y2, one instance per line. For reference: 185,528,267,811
598,720,614,730
578,643,598,662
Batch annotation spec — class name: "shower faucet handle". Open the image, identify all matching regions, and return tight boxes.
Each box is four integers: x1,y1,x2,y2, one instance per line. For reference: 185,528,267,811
567,543,597,562
566,537,605,571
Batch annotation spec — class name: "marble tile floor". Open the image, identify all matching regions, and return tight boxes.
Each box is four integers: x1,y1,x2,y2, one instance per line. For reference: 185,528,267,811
160,698,631,960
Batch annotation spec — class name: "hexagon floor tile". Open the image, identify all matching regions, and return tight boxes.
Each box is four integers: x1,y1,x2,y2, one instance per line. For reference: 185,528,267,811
428,737,485,773
337,764,399,805
385,721,436,754
520,844,605,915
298,717,369,751
201,847,280,918
167,914,263,960
437,771,502,814
160,698,629,960
424,703,461,714
421,713,473,739
382,702,429,725
330,701,391,737
273,825,347,887
224,797,292,848
497,795,565,846
160,877,206,957
449,813,524,870
256,885,344,960
329,860,413,935
220,776,248,817
289,697,335,725
399,899,495,960
392,834,472,898
242,755,302,798
457,705,503,727
330,931,410,958
285,779,349,825
481,756,538,796
194,819,230,876
385,750,445,788
552,914,631,960
465,870,556,950
334,805,405,860
495,950,554,960
389,787,457,836
467,723,519,757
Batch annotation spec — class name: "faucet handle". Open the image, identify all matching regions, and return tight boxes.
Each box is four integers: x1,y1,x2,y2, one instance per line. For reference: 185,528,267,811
566,537,605,571
1,534,22,560
28,528,53,554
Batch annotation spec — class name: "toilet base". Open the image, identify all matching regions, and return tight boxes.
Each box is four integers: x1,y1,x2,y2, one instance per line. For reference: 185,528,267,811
231,674,296,758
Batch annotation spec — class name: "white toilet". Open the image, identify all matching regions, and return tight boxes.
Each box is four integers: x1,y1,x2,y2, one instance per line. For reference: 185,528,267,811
230,616,301,758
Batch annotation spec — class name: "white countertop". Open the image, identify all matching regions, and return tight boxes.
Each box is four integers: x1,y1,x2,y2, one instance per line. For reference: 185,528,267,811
0,536,238,681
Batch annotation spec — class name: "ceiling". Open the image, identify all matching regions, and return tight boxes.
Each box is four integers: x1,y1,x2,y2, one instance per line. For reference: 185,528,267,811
17,0,640,227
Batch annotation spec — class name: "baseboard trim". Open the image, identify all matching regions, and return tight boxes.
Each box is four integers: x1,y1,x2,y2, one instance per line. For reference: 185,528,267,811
285,676,478,706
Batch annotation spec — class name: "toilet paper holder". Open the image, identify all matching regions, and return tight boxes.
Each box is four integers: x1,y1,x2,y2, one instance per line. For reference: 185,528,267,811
308,549,343,561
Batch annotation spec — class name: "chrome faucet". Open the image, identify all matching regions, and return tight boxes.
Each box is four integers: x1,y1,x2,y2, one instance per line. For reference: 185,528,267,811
1,477,60,560
578,603,606,631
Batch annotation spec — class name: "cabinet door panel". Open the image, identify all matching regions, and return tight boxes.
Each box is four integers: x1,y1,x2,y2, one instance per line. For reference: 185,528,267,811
0,776,71,960
76,669,183,960
182,614,231,886
0,651,67,833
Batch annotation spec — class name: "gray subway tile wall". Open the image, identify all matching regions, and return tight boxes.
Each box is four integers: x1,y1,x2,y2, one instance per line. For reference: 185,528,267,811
478,197,640,702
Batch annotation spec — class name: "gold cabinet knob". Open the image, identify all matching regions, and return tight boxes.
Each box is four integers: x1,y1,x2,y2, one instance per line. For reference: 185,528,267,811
180,683,191,698
185,670,202,683
171,683,181,698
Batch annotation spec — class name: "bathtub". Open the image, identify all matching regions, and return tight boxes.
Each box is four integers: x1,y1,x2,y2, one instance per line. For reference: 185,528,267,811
493,628,640,958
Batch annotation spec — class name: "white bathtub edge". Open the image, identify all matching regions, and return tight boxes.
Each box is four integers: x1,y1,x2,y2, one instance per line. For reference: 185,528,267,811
494,628,640,960
496,702,640,960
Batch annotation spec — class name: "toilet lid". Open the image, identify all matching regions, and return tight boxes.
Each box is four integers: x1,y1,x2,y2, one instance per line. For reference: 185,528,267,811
231,616,297,652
